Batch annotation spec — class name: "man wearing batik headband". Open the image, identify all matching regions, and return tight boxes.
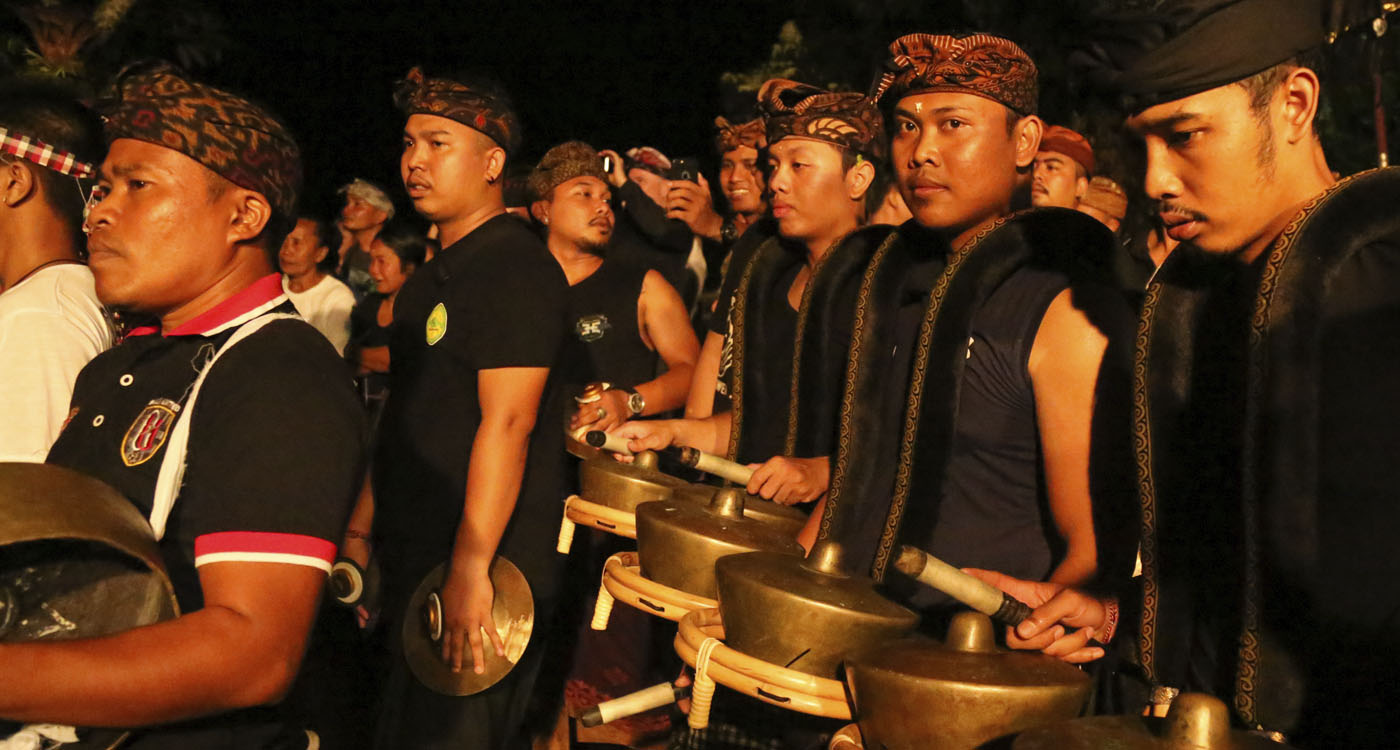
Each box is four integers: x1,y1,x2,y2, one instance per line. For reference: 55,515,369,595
358,66,569,750
616,79,886,511
1031,124,1095,210
971,1,1400,744
795,33,1137,629
528,140,699,433
19,62,365,749
679,115,777,419
0,81,113,463
665,115,769,247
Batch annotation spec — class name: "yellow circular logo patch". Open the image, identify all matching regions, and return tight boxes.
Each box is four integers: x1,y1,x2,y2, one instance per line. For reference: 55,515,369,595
425,302,447,346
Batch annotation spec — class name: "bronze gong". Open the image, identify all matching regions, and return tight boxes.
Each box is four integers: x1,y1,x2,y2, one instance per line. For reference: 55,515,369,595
636,488,804,599
577,451,688,513
714,539,918,679
1010,692,1298,749
845,611,1091,749
0,462,178,642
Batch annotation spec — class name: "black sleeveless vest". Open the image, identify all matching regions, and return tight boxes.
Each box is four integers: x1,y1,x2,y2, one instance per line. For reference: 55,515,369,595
562,258,656,391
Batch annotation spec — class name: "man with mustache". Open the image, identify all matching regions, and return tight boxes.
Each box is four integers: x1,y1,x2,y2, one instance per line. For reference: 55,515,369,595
971,0,1400,744
33,63,364,749
1030,125,1095,210
359,67,569,749
614,79,887,510
529,141,699,431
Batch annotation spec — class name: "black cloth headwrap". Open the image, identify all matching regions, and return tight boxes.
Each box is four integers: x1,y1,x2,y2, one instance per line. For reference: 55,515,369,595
1073,0,1325,112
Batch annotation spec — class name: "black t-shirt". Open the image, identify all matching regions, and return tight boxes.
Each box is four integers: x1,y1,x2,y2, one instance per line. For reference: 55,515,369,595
46,288,365,749
373,214,570,606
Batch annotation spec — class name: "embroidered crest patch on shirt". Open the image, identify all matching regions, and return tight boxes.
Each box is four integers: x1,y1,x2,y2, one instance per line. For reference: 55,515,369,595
575,314,611,342
425,302,448,346
121,398,180,467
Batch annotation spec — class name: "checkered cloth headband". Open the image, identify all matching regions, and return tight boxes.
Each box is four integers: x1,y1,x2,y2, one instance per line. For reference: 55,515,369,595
0,127,96,179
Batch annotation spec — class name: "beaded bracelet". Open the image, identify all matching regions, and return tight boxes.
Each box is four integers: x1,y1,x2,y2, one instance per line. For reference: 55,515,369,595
1098,598,1120,643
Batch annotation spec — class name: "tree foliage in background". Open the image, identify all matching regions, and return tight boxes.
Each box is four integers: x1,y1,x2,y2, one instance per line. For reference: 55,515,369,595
0,0,228,94
720,0,1399,184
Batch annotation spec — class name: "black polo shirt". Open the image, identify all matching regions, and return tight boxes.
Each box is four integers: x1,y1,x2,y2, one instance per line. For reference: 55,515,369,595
46,274,366,749
373,213,569,607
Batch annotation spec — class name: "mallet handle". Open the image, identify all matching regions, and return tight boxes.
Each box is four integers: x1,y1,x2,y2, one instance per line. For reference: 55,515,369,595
579,682,688,727
674,447,754,486
584,430,633,456
893,545,1031,626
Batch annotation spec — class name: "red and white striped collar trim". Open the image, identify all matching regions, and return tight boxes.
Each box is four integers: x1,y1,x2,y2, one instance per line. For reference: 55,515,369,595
128,274,289,338
0,126,96,178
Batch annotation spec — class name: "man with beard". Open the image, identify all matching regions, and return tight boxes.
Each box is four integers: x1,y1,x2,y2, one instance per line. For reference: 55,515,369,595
971,1,1400,745
1030,125,1095,210
32,62,364,749
528,140,699,430
614,79,887,509
358,67,569,749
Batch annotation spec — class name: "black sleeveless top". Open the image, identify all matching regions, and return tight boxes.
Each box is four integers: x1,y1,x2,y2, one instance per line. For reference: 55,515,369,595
563,258,657,391
900,265,1069,610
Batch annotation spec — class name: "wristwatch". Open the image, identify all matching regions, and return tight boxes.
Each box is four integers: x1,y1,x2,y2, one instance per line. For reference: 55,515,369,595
720,217,738,244
623,389,646,416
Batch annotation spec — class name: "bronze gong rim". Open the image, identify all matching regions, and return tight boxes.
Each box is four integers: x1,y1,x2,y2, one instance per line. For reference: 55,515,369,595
402,556,534,696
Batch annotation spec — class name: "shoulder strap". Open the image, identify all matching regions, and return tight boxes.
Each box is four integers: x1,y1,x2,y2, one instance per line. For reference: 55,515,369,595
148,313,299,539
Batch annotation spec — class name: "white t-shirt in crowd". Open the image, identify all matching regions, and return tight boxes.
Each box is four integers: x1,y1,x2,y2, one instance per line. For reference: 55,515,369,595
283,274,355,355
0,263,114,462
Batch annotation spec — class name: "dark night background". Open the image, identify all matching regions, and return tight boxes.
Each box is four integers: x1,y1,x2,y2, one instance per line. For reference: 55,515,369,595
3,0,1396,225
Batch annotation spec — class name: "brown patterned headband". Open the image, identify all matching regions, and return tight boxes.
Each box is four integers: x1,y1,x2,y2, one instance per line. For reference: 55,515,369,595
758,79,886,161
98,61,302,216
871,33,1039,116
714,116,766,155
393,67,521,156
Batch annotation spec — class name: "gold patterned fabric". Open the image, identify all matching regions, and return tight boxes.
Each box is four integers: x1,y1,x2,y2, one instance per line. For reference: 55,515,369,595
393,66,521,155
98,61,301,216
713,116,766,155
872,33,1038,116
757,79,886,161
